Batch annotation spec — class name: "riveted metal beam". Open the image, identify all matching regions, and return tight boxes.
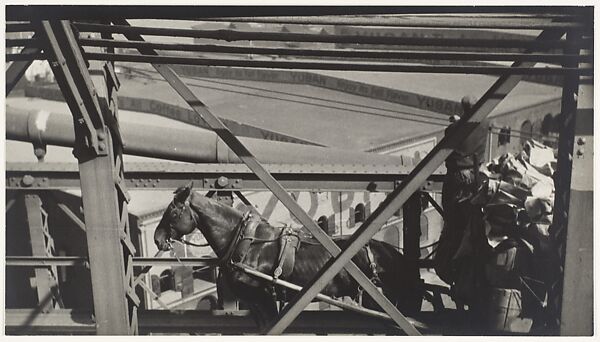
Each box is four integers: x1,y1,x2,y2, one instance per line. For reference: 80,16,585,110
37,21,106,157
6,162,444,192
37,20,135,335
76,22,585,50
23,194,63,312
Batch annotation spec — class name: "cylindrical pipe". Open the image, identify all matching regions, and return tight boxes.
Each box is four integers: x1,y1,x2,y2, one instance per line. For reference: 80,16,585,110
6,106,409,166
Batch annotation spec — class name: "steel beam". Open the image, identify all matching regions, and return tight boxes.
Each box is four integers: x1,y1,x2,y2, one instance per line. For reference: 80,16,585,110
5,256,217,267
6,44,40,96
402,192,423,313
559,30,593,334
423,192,444,217
11,52,592,75
114,18,417,334
72,38,594,64
548,30,583,332
75,22,583,50
23,194,63,312
5,6,591,21
38,20,136,335
6,162,444,192
203,15,588,29
75,52,593,76
266,29,566,334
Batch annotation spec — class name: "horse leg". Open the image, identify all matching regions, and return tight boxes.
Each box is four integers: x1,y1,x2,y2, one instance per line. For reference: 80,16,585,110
238,287,277,333
225,272,278,333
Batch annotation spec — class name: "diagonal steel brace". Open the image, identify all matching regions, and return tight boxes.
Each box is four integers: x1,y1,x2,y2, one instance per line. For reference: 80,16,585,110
36,20,107,156
112,18,419,335
6,39,40,97
266,28,567,334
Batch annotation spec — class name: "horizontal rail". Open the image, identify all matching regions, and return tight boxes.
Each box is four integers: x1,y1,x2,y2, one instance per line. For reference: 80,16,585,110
28,37,588,64
5,256,218,267
202,15,589,30
6,6,592,21
5,162,444,192
73,23,587,50
7,37,594,65
6,22,34,32
84,53,596,76
8,52,592,76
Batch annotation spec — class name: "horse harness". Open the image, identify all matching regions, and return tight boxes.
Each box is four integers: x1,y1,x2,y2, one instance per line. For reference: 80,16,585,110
220,211,301,282
172,197,382,294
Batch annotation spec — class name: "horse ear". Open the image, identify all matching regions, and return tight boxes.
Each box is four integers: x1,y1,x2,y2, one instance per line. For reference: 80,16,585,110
174,181,193,203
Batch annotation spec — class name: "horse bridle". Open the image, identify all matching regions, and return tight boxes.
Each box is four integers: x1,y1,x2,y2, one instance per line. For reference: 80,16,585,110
166,195,207,248
166,193,254,264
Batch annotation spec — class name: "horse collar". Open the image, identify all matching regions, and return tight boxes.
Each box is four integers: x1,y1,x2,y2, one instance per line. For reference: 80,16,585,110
218,211,255,266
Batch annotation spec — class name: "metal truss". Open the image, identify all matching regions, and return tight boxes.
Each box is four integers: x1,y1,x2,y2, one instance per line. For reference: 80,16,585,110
36,20,137,335
23,194,64,312
5,7,593,336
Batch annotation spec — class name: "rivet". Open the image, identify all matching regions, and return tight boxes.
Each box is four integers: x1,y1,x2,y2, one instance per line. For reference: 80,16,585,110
577,137,586,145
217,176,229,187
576,148,584,157
98,142,106,150
97,131,106,140
22,175,35,187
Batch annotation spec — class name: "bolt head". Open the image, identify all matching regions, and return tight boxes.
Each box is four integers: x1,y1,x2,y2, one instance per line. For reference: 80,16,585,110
217,176,229,187
577,137,586,145
22,175,35,186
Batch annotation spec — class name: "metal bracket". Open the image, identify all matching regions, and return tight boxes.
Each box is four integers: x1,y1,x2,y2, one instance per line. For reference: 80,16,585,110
203,177,242,189
9,175,49,188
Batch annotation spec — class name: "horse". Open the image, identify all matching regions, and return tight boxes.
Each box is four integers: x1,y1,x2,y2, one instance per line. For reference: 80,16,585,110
154,182,416,331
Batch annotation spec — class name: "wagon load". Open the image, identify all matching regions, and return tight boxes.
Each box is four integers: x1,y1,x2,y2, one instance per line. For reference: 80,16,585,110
474,140,558,332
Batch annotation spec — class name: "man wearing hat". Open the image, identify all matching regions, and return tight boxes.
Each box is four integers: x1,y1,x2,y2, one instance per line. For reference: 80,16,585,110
435,95,492,314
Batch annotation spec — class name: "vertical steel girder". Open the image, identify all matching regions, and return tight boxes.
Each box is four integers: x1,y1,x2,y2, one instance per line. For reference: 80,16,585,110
558,31,593,336
402,192,423,313
112,18,418,335
266,29,567,334
549,30,581,331
37,20,137,335
559,83,593,335
23,194,64,312
6,43,40,96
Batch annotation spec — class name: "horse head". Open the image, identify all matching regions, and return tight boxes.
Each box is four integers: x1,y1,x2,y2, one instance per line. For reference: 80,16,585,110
154,182,243,255
154,181,198,251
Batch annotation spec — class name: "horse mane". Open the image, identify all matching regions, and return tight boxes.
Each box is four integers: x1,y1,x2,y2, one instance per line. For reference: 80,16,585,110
190,191,243,226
